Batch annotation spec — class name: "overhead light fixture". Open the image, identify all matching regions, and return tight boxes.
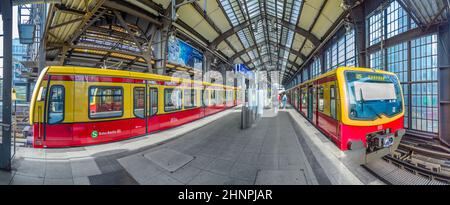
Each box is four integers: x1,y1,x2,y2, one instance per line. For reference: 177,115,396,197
344,21,354,34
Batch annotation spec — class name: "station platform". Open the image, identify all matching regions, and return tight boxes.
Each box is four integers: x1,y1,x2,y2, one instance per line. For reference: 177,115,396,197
0,105,381,185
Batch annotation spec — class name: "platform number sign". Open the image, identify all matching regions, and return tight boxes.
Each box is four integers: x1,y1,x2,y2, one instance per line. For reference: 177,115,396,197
91,130,98,138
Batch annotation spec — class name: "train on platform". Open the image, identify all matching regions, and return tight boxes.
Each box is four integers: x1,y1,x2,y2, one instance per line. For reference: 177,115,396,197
286,67,406,164
29,66,242,148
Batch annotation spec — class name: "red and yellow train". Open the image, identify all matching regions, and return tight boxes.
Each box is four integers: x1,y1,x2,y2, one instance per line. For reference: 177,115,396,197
29,66,242,148
286,67,406,163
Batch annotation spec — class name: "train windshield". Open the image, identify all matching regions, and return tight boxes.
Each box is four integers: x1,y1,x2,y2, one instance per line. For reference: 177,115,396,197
345,71,403,120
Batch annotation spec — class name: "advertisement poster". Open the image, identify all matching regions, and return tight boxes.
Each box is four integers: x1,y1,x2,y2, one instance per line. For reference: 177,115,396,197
168,37,203,70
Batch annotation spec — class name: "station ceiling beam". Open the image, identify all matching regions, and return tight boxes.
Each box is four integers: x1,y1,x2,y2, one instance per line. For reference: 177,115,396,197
209,14,321,49
12,0,61,5
103,0,162,27
283,5,352,85
243,55,300,71
230,43,306,62
54,4,86,16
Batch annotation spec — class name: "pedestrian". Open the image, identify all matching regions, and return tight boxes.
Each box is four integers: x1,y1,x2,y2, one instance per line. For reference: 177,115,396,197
282,93,287,109
277,93,281,108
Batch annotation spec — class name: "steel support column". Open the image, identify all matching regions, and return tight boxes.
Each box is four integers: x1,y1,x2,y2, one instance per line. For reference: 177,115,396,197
438,15,450,146
154,20,170,75
203,52,213,81
351,1,367,67
0,0,13,171
38,4,47,74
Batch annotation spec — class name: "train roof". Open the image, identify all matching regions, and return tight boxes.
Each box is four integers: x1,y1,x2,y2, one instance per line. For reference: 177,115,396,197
45,66,237,89
286,67,398,91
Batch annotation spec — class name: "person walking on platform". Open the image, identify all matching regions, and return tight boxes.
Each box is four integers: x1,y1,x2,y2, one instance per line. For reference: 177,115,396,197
282,93,287,109
277,94,281,107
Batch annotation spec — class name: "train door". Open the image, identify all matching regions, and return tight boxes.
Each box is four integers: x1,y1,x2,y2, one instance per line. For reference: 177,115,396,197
131,86,146,136
43,84,72,145
329,83,338,137
201,89,207,117
33,83,47,147
307,86,313,120
147,87,159,133
313,84,318,125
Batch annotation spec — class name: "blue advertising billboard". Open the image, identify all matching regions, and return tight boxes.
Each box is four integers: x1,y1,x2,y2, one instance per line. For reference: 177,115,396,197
168,38,203,70
234,64,254,77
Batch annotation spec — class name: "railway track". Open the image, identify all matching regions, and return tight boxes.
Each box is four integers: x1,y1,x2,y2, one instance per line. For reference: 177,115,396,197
363,138,450,185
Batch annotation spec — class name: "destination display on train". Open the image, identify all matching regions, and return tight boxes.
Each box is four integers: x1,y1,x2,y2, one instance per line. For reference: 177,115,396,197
346,71,392,82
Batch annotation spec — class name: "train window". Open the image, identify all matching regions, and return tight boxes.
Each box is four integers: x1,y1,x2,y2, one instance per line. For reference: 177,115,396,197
89,87,123,119
37,87,47,101
149,88,158,116
301,89,307,107
318,87,324,112
217,90,223,104
184,89,197,109
164,88,182,112
221,90,225,104
330,86,337,119
225,90,229,103
134,87,145,118
48,85,64,124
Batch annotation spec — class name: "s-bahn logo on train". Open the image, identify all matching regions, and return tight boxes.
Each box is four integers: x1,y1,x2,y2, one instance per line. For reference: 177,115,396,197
91,129,123,139
91,131,98,138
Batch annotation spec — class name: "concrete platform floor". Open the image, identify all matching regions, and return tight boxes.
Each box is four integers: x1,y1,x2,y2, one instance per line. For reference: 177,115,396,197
0,105,382,185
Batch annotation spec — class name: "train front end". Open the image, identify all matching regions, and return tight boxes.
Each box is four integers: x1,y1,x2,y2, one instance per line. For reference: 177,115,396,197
338,68,406,164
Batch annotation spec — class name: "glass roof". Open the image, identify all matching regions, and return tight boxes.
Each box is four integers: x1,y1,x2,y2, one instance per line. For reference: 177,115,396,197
219,0,303,83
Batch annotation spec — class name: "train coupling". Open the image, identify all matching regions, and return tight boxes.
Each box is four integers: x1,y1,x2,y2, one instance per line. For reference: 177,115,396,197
345,129,406,165
370,133,395,149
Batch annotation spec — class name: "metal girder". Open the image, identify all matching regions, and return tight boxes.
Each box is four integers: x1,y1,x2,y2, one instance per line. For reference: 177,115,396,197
84,25,148,44
210,14,321,49
274,0,287,78
230,43,306,62
67,44,146,59
54,4,85,16
113,10,144,53
13,0,61,5
213,0,239,55
239,0,264,68
284,6,351,85
292,0,328,69
366,24,440,53
397,0,423,28
191,1,222,34
49,16,83,29
68,0,106,45
103,0,162,27
136,0,165,14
